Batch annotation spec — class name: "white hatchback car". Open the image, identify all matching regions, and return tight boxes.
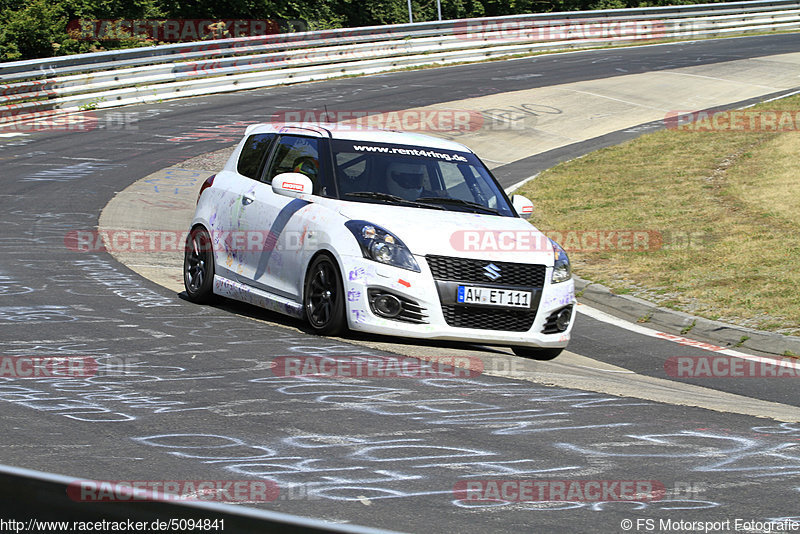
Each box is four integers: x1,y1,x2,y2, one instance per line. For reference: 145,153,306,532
184,123,575,359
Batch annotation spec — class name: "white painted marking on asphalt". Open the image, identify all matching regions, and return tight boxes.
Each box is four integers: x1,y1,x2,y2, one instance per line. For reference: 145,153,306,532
752,89,800,105
660,70,778,90
577,303,800,370
564,88,667,111
573,364,634,374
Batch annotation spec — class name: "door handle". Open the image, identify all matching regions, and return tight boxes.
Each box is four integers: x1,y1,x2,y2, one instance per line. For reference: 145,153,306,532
242,193,255,205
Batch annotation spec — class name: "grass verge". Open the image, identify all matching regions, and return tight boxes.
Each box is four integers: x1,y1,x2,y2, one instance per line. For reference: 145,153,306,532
517,94,800,335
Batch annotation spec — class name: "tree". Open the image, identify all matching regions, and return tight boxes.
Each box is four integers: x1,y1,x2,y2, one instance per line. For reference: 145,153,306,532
0,0,67,60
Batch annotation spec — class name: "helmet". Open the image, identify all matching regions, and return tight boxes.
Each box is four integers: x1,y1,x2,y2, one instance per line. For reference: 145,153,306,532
385,162,425,201
293,157,319,181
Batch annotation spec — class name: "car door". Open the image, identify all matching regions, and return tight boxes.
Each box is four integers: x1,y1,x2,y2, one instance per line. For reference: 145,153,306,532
211,132,275,282
233,132,327,301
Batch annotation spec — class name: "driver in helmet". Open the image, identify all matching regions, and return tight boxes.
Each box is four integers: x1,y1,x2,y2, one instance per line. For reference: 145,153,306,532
293,156,319,181
385,162,425,201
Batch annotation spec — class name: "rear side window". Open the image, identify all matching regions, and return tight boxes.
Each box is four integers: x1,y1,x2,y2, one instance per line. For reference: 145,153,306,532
237,133,275,179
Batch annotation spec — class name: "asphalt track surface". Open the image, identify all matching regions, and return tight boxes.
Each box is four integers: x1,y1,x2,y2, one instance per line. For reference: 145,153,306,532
1,34,800,532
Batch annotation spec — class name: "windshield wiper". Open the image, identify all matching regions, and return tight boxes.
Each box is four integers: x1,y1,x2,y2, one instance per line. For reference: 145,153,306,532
416,197,501,215
344,192,445,210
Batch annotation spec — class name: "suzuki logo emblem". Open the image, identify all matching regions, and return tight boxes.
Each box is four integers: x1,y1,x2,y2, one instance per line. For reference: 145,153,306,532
483,263,501,281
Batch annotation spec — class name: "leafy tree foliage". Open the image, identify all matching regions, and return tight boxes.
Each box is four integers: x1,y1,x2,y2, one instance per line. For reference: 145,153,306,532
1,0,734,61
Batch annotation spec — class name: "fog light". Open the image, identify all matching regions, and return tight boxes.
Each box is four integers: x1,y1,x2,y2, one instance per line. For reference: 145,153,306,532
555,307,572,331
373,294,402,317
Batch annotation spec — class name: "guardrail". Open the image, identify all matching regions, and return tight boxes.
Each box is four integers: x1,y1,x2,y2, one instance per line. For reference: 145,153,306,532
1,0,799,127
0,463,400,533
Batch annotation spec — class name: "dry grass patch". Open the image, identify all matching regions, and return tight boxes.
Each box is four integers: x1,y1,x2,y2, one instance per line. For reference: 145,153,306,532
518,95,800,335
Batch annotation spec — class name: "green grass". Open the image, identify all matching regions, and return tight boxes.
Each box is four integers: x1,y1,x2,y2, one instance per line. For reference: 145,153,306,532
518,94,800,335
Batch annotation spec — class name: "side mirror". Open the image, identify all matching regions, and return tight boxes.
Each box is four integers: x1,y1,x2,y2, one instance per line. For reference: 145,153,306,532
272,172,313,198
511,194,533,219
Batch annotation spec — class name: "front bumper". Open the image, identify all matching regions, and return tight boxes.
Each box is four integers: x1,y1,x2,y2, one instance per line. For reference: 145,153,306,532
338,253,575,348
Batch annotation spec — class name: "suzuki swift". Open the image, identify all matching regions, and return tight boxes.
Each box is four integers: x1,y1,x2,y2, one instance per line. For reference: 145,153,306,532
183,123,575,359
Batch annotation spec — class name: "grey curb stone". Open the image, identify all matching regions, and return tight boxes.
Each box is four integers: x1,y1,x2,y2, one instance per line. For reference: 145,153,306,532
573,275,800,357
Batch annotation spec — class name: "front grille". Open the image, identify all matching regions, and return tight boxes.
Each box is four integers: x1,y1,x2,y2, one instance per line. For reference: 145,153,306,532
441,305,536,332
396,296,428,324
427,255,544,331
426,255,546,287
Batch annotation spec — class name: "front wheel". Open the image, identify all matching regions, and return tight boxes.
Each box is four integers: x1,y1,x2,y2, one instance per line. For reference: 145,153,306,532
511,346,563,361
184,227,216,303
304,254,347,336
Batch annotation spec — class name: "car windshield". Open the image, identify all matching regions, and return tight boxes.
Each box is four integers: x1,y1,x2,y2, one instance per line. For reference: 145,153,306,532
331,139,515,216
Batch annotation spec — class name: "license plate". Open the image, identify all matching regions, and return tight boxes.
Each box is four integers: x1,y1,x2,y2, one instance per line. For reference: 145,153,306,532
457,286,531,308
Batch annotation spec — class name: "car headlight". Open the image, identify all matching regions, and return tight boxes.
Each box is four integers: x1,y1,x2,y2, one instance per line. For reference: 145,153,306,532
345,220,420,272
550,239,571,283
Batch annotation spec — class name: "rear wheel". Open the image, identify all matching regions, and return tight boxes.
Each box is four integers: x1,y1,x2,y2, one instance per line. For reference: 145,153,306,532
184,227,216,303
511,346,563,361
304,254,346,336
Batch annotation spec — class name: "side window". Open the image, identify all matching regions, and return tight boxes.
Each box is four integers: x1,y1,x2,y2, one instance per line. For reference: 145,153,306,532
264,136,320,186
237,133,275,179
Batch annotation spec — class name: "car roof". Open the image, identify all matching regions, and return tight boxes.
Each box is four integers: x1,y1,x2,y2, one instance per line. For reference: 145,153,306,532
244,122,474,153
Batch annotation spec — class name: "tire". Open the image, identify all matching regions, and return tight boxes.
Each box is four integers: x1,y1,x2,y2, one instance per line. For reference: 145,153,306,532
511,346,563,361
184,227,216,303
304,254,347,336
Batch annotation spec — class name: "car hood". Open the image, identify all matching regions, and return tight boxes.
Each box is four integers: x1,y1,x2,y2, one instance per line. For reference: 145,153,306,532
336,202,555,265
